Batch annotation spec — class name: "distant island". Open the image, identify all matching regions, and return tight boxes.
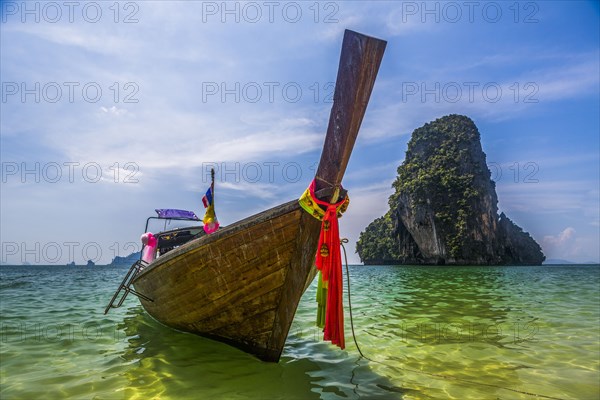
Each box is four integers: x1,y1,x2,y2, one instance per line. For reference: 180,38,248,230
544,259,576,265
109,252,140,267
543,259,599,265
356,114,545,266
0,254,141,267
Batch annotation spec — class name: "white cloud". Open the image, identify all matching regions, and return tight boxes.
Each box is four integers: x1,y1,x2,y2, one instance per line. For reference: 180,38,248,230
496,180,598,216
385,5,440,36
100,106,127,116
380,50,600,124
339,181,395,263
543,227,576,248
344,160,402,182
540,227,599,262
3,23,139,56
219,180,279,201
531,57,600,101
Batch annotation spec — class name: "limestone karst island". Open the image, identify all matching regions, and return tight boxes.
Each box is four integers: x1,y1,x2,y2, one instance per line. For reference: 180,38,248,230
356,114,545,266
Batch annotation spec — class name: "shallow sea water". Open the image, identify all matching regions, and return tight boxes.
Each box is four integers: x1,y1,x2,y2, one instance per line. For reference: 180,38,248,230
1,265,598,399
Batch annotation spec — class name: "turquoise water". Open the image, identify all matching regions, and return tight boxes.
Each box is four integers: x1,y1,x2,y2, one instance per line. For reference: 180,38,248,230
1,265,598,399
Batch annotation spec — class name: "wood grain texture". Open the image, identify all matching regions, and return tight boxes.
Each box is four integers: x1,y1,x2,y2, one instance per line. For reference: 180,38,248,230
315,30,387,201
133,201,320,361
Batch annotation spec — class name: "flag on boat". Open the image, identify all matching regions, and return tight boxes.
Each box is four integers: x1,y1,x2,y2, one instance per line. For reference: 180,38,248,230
202,170,220,234
202,188,213,208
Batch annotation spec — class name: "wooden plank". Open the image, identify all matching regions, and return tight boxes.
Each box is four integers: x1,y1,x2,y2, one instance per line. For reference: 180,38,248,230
133,205,303,345
315,30,387,201
265,212,321,360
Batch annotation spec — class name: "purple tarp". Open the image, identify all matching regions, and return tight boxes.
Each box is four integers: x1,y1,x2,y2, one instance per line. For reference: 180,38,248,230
155,209,199,220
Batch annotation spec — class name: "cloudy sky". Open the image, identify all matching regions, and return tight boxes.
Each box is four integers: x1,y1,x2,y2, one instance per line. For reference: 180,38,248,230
1,0,598,265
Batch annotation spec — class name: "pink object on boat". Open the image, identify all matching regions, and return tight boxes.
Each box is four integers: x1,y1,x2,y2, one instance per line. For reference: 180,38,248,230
203,221,220,234
141,232,158,263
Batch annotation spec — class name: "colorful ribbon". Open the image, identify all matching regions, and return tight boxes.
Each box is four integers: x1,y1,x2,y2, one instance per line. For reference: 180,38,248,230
299,179,349,349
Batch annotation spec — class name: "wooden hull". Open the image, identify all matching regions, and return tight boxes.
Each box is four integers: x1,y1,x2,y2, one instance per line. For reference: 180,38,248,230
132,200,321,362
125,29,387,362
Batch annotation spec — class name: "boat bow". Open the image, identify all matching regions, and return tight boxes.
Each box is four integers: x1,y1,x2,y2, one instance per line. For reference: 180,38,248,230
127,30,386,362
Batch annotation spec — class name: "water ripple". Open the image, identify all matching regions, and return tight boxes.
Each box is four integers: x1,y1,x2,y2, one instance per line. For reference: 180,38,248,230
1,265,598,399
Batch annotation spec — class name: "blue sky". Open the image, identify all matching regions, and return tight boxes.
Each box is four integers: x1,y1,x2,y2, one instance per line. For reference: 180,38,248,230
1,0,598,264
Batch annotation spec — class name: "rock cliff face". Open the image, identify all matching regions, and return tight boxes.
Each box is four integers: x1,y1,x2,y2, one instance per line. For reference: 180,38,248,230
356,114,545,265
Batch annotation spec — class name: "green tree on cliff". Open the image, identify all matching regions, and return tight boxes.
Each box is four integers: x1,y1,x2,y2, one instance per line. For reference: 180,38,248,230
356,213,400,263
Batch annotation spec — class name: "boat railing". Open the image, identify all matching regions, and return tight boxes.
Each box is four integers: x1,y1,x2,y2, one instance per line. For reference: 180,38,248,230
103,259,153,314
104,213,202,315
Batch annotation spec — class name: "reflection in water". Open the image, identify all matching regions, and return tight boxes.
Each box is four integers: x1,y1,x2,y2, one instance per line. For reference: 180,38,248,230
1,265,598,400
344,266,597,399
355,266,540,348
118,304,404,399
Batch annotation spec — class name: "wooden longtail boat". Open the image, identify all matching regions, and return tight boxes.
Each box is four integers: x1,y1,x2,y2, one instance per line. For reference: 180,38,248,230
106,30,386,362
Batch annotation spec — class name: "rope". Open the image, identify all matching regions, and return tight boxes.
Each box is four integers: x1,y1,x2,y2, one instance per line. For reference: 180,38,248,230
341,238,366,359
339,239,566,400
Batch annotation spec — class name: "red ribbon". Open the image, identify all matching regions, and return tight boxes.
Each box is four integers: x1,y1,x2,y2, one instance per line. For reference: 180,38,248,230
310,181,346,350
